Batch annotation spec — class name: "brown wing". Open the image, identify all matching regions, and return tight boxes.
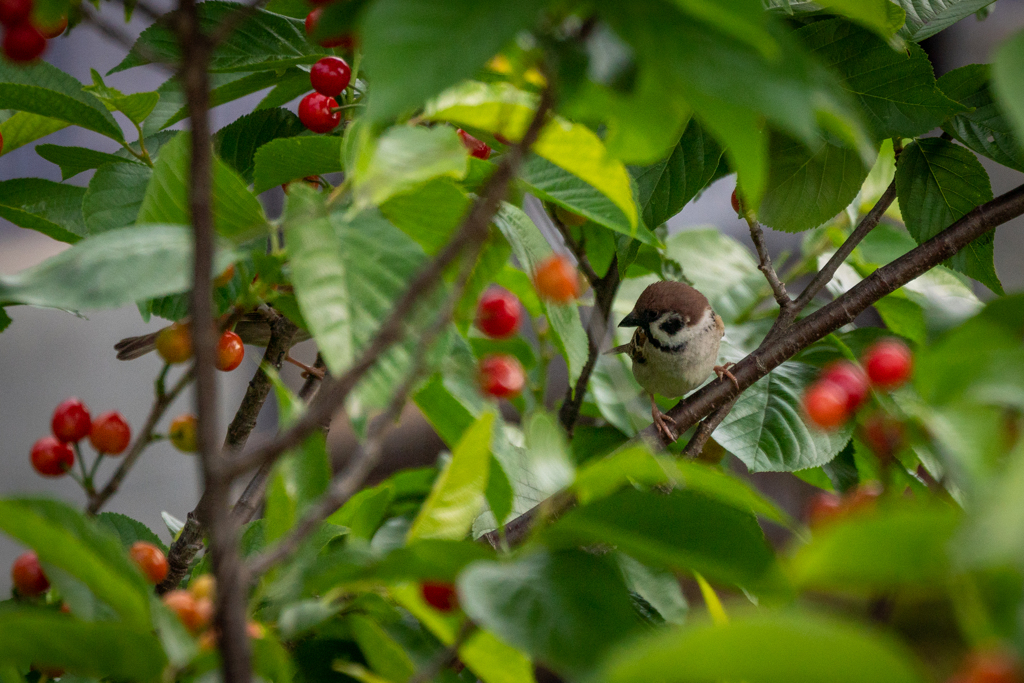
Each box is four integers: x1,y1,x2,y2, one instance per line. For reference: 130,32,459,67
714,312,725,338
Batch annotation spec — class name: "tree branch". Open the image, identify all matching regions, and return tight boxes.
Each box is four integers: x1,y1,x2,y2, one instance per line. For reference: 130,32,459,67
744,215,791,311
681,397,736,458
223,86,556,480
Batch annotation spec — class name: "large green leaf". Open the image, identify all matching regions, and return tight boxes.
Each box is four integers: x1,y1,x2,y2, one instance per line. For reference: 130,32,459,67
714,361,855,472
0,111,69,155
0,499,151,625
0,610,165,682
96,512,166,552
617,553,688,625
253,136,344,194
361,0,546,121
544,488,777,589
213,108,305,183
35,144,137,181
136,132,268,242
0,179,88,243
892,0,996,41
459,549,640,677
993,28,1024,154
771,0,907,39
111,1,327,73
0,224,236,311
82,161,153,234
938,64,1024,173
662,230,763,325
797,19,964,140
407,413,494,542
758,133,872,233
895,138,1001,294
0,61,122,141
630,118,724,230
161,68,308,129
379,179,471,255
600,612,926,683
424,82,638,231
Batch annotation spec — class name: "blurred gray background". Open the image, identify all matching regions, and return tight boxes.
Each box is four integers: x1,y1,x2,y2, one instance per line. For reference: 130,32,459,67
1,2,1022,593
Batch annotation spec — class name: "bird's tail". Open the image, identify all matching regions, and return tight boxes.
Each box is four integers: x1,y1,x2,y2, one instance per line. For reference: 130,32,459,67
114,332,159,360
603,343,631,355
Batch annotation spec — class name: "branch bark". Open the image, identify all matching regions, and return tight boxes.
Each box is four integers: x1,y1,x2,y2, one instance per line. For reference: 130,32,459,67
744,215,791,311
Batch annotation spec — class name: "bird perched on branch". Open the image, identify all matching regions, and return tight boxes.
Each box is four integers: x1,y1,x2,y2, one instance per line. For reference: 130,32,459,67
609,280,736,442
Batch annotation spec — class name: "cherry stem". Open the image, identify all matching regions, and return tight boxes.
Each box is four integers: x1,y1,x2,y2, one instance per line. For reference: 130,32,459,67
74,442,90,485
87,453,105,483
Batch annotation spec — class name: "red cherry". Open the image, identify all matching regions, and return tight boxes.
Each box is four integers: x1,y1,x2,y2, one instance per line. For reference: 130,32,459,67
51,397,91,443
3,22,46,62
129,541,168,584
820,361,869,412
304,8,348,48
30,436,74,477
951,649,1024,683
298,92,341,134
862,339,913,390
862,411,904,458
163,590,211,633
846,482,882,514
35,14,66,38
478,355,525,399
310,56,351,97
11,551,49,596
802,380,849,430
420,581,459,612
0,0,31,27
533,255,580,303
216,330,245,372
806,492,843,529
475,287,522,339
457,129,492,160
89,411,131,455
731,188,742,215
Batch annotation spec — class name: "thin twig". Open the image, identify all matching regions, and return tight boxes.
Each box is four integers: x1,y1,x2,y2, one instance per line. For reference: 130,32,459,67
407,621,477,683
744,215,791,310
223,86,556,480
681,397,737,458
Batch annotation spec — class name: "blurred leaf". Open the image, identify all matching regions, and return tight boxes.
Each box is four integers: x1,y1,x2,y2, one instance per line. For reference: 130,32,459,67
797,19,964,139
939,64,1024,172
264,432,331,543
601,612,926,683
758,133,872,233
893,0,996,41
459,549,640,677
35,145,137,181
213,108,305,183
96,513,166,552
793,0,906,39
790,504,959,590
253,135,344,194
0,179,88,243
0,224,236,311
663,229,762,324
958,438,1024,569
0,610,165,681
522,412,576,496
81,162,151,235
380,179,471,254
350,614,416,683
715,361,854,472
895,138,1000,293
873,293,927,346
617,553,688,625
137,132,268,243
112,1,327,73
408,412,494,541
0,111,69,156
630,118,724,230
993,28,1024,163
353,126,467,209
162,69,308,129
545,488,776,588
327,483,394,540
361,0,545,121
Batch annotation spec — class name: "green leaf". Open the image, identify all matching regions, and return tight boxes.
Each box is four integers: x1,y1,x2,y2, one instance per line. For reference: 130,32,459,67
425,82,638,230
256,68,313,110
162,68,307,129
137,132,268,242
485,455,514,528
353,125,468,209
0,499,150,625
0,61,122,141
0,308,11,334
715,361,855,472
799,0,907,39
253,135,344,194
35,145,137,181
0,224,236,311
993,28,1024,156
522,412,576,495
895,138,1000,293
407,413,494,542
96,513,167,552
326,483,394,540
892,0,996,41
797,19,964,140
112,1,327,74
758,133,872,233
939,64,1024,173
873,293,927,346
82,161,153,234
264,433,331,543
544,488,776,588
361,0,546,121
790,504,959,590
601,612,926,683
379,179,471,255
691,99,770,204
0,610,165,681
617,553,688,625
0,111,69,156
662,230,763,324
213,108,305,184
84,71,159,125
0,179,88,243
458,549,640,677
349,614,416,683
630,118,724,230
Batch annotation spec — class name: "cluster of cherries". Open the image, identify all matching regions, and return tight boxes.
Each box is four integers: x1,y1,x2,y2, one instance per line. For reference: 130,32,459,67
0,0,66,62
801,338,913,431
154,321,245,372
30,398,131,478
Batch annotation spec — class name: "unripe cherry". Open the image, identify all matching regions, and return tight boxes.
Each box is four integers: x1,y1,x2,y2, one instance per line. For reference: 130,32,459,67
35,14,66,38
189,574,215,601
89,411,131,455
30,436,74,477
820,361,869,413
532,255,580,303
298,92,340,134
478,355,525,399
163,589,210,633
310,56,351,97
456,129,492,160
11,550,49,596
420,581,458,612
862,339,913,390
51,397,91,443
216,330,244,372
475,287,521,339
155,322,193,364
129,541,168,584
169,414,199,453
802,380,849,430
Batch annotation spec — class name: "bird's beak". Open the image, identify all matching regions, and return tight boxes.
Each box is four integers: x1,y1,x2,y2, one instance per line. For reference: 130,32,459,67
618,310,641,328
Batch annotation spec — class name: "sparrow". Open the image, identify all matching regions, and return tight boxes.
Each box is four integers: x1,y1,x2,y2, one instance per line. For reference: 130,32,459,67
609,280,737,442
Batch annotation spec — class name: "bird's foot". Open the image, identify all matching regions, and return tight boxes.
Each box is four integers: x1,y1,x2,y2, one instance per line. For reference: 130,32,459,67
715,362,739,390
649,396,678,443
286,355,325,379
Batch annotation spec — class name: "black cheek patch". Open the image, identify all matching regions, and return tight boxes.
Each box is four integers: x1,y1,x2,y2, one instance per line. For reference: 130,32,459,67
659,318,683,336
